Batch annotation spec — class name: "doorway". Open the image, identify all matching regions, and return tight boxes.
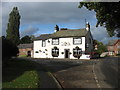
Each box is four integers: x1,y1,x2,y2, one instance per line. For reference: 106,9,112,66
27,51,31,57
64,49,69,58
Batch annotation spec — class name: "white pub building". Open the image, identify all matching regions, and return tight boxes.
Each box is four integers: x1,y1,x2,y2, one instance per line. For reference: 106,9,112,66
33,22,93,59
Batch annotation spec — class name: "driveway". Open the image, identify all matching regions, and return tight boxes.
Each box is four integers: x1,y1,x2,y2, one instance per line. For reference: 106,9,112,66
23,57,118,89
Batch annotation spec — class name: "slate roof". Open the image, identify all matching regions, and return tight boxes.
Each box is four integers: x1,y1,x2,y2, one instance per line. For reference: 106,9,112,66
107,40,118,46
18,43,33,49
35,29,88,40
35,34,52,40
51,28,87,38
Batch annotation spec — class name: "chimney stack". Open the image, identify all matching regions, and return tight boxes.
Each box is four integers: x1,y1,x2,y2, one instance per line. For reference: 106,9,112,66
86,22,90,31
54,25,59,32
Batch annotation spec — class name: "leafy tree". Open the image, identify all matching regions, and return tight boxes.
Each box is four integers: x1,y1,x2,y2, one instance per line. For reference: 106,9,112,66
20,35,32,44
30,35,36,42
93,40,107,54
6,7,21,45
78,2,120,37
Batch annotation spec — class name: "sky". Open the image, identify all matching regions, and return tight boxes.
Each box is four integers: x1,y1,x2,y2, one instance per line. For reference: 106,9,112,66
1,2,119,44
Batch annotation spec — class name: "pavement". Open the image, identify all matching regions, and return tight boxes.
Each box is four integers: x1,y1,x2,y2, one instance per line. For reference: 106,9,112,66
19,57,119,89
36,65,62,88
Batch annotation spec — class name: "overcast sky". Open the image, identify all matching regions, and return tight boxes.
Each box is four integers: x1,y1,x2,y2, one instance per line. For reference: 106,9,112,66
1,2,119,44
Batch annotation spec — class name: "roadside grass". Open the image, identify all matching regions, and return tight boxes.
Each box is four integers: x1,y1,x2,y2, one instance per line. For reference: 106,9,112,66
2,58,40,88
18,55,27,57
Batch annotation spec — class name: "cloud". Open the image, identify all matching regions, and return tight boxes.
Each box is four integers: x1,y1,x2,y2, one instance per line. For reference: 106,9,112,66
20,26,39,37
3,2,119,44
2,2,96,36
91,26,108,40
3,0,84,2
91,26,119,44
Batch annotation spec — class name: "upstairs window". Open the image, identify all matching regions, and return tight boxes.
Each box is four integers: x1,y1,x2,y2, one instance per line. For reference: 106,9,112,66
52,47,59,57
86,43,89,48
73,38,82,45
42,40,46,47
73,46,82,59
52,38,59,45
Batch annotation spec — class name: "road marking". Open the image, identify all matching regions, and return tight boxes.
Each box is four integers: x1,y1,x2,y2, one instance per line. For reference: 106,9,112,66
93,64,102,90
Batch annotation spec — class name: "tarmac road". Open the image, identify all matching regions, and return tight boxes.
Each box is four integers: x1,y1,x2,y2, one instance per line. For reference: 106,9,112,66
94,57,118,88
26,57,119,89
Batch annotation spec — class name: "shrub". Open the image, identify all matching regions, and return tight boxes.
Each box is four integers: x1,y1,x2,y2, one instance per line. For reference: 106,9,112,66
2,36,19,65
116,54,120,56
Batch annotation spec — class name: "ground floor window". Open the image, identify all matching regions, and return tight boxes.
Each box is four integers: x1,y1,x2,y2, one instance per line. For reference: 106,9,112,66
73,46,82,59
52,46,59,57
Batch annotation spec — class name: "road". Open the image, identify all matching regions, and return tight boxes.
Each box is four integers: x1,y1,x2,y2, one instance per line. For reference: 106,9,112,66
94,57,118,88
25,56,119,89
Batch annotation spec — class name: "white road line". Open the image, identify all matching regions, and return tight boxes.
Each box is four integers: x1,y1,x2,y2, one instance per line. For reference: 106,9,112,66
93,63,101,90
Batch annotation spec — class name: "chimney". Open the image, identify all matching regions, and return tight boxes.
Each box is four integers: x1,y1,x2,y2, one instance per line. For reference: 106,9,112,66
86,22,90,31
54,25,59,32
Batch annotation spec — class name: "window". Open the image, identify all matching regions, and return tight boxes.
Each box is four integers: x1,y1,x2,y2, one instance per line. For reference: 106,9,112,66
52,47,59,57
52,38,59,45
42,40,46,47
73,38,82,44
73,46,82,58
118,46,120,49
86,43,89,48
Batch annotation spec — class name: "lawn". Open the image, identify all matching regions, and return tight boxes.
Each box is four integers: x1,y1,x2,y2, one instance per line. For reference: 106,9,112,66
2,58,40,88
18,55,27,57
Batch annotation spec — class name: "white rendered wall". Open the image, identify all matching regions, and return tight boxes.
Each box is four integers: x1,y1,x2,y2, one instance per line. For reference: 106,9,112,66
34,37,87,59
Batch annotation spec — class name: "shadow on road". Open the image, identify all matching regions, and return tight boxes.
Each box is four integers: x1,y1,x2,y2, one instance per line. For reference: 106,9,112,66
100,57,119,88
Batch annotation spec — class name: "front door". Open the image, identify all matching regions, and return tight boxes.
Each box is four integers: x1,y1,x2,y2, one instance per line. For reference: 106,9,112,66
64,49,69,58
27,51,31,57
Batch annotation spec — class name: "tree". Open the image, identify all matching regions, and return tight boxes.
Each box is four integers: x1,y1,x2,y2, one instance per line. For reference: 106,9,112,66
20,35,32,44
78,2,120,37
30,35,36,42
93,40,107,54
1,36,19,65
6,7,21,45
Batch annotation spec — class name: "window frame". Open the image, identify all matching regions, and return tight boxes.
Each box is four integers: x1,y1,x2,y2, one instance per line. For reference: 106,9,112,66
52,47,59,57
42,40,46,47
52,38,59,45
73,37,82,45
73,47,82,58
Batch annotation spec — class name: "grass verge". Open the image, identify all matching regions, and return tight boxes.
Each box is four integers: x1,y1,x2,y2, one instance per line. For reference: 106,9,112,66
18,55,27,57
2,58,40,88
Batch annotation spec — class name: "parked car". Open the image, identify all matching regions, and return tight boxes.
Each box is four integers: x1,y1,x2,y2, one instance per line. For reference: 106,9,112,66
89,52,100,59
80,55,91,59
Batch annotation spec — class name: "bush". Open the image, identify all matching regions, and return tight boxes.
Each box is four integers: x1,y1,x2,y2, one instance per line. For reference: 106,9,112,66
2,36,19,64
116,54,120,56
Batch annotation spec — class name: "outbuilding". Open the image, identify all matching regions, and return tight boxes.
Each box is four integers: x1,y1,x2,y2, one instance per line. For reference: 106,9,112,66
18,43,33,57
